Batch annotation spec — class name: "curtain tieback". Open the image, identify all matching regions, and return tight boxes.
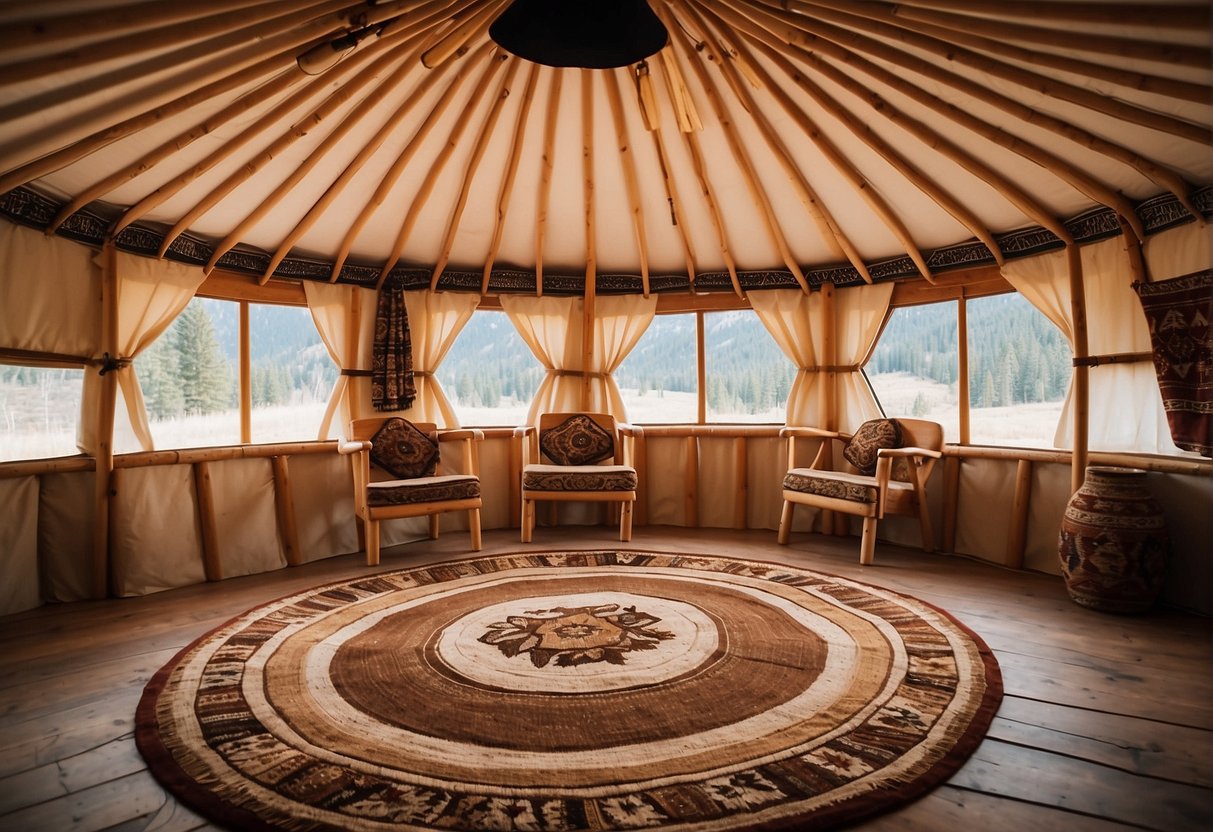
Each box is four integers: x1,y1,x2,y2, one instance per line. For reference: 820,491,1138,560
802,364,861,373
1072,352,1152,368
552,370,609,378
341,369,374,377
95,352,132,375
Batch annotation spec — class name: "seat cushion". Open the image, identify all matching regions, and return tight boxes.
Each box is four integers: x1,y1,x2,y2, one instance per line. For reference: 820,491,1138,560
784,469,879,503
370,418,439,479
540,414,615,465
842,418,901,475
523,464,637,492
367,474,479,507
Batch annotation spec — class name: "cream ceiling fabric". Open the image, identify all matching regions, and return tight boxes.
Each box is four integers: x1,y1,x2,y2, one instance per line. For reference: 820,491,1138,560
0,1,1207,288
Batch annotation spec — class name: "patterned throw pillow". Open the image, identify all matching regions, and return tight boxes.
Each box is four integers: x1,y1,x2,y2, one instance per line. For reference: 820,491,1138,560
540,414,615,466
370,418,439,479
842,418,901,476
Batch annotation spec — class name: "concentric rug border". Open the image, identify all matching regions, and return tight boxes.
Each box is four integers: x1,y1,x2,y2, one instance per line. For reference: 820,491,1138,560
136,549,1004,832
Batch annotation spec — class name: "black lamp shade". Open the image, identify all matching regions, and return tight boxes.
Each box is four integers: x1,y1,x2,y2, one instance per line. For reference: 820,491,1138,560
489,0,669,68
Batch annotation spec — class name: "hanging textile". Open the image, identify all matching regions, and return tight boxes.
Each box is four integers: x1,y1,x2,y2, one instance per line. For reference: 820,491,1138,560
1134,270,1212,457
750,284,893,432
372,286,415,412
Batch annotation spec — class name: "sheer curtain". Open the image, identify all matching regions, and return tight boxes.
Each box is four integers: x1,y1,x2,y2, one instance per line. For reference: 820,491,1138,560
403,289,479,427
501,293,656,423
750,284,893,432
80,251,207,454
304,281,374,440
1001,236,1178,453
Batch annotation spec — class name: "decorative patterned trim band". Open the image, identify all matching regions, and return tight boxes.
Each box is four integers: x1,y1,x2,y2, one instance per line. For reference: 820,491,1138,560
1,185,1208,295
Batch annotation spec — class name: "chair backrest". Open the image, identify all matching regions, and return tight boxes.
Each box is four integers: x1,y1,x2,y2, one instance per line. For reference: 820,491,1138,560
889,418,943,483
536,412,623,466
348,417,440,482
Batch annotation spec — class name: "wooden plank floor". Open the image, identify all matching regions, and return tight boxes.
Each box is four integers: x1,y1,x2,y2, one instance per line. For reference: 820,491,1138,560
1,527,1209,832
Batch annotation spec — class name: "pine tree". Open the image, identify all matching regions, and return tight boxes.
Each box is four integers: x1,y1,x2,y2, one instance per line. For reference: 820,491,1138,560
174,302,231,414
137,337,185,420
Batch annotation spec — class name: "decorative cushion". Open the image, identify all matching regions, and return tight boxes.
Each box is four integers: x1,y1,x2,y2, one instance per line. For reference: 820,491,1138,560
784,469,879,503
367,474,480,507
523,464,637,492
539,414,615,466
370,418,439,479
842,418,901,475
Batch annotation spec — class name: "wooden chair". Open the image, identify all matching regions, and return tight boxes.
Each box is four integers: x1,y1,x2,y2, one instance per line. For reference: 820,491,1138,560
777,418,943,565
339,417,483,566
514,412,639,543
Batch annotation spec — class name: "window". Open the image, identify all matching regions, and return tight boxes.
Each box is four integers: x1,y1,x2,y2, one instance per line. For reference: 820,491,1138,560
133,296,336,450
437,310,543,426
704,311,794,423
617,313,697,423
0,365,85,461
868,293,1072,447
966,293,1070,447
868,303,961,441
617,311,794,424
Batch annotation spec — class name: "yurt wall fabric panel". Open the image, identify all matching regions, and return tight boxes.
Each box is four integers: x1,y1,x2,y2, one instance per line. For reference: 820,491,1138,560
111,465,206,596
954,457,1017,567
1143,221,1213,280
641,435,689,526
401,290,479,428
0,221,99,358
287,453,359,564
39,470,95,602
475,435,513,531
747,435,786,532
1024,461,1070,576
304,281,375,440
78,252,206,454
210,458,285,579
1002,237,1178,454
1152,473,1213,615
696,436,742,529
750,284,893,432
0,476,40,615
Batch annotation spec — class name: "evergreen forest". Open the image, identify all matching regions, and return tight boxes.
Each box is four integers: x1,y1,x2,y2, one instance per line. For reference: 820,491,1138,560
2,291,1072,429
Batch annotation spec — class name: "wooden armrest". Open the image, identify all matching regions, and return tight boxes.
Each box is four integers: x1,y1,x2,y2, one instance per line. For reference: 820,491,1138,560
617,422,643,438
337,439,372,455
438,428,484,442
779,426,846,440
513,425,535,439
878,446,943,460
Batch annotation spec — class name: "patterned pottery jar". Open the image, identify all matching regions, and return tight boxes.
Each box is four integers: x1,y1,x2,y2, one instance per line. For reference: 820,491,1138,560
1058,466,1169,614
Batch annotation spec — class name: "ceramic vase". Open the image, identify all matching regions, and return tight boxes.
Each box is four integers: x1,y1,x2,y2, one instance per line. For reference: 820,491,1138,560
1058,466,1169,613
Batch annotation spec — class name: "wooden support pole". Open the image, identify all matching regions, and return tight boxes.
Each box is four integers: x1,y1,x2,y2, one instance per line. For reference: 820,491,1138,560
420,0,509,68
482,62,540,293
239,301,251,444
635,430,649,527
684,435,699,527
733,437,748,530
696,311,707,424
534,70,563,296
92,242,120,600
271,455,302,567
581,69,597,411
957,295,971,445
194,461,222,582
1068,243,1090,493
508,429,522,529
821,283,837,432
1006,458,1033,570
605,68,652,296
942,454,960,554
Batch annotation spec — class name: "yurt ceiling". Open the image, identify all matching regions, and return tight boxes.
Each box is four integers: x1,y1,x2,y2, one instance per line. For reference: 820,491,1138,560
0,0,1209,295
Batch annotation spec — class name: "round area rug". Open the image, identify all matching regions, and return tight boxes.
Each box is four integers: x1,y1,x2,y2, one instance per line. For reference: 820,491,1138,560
136,551,1002,831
